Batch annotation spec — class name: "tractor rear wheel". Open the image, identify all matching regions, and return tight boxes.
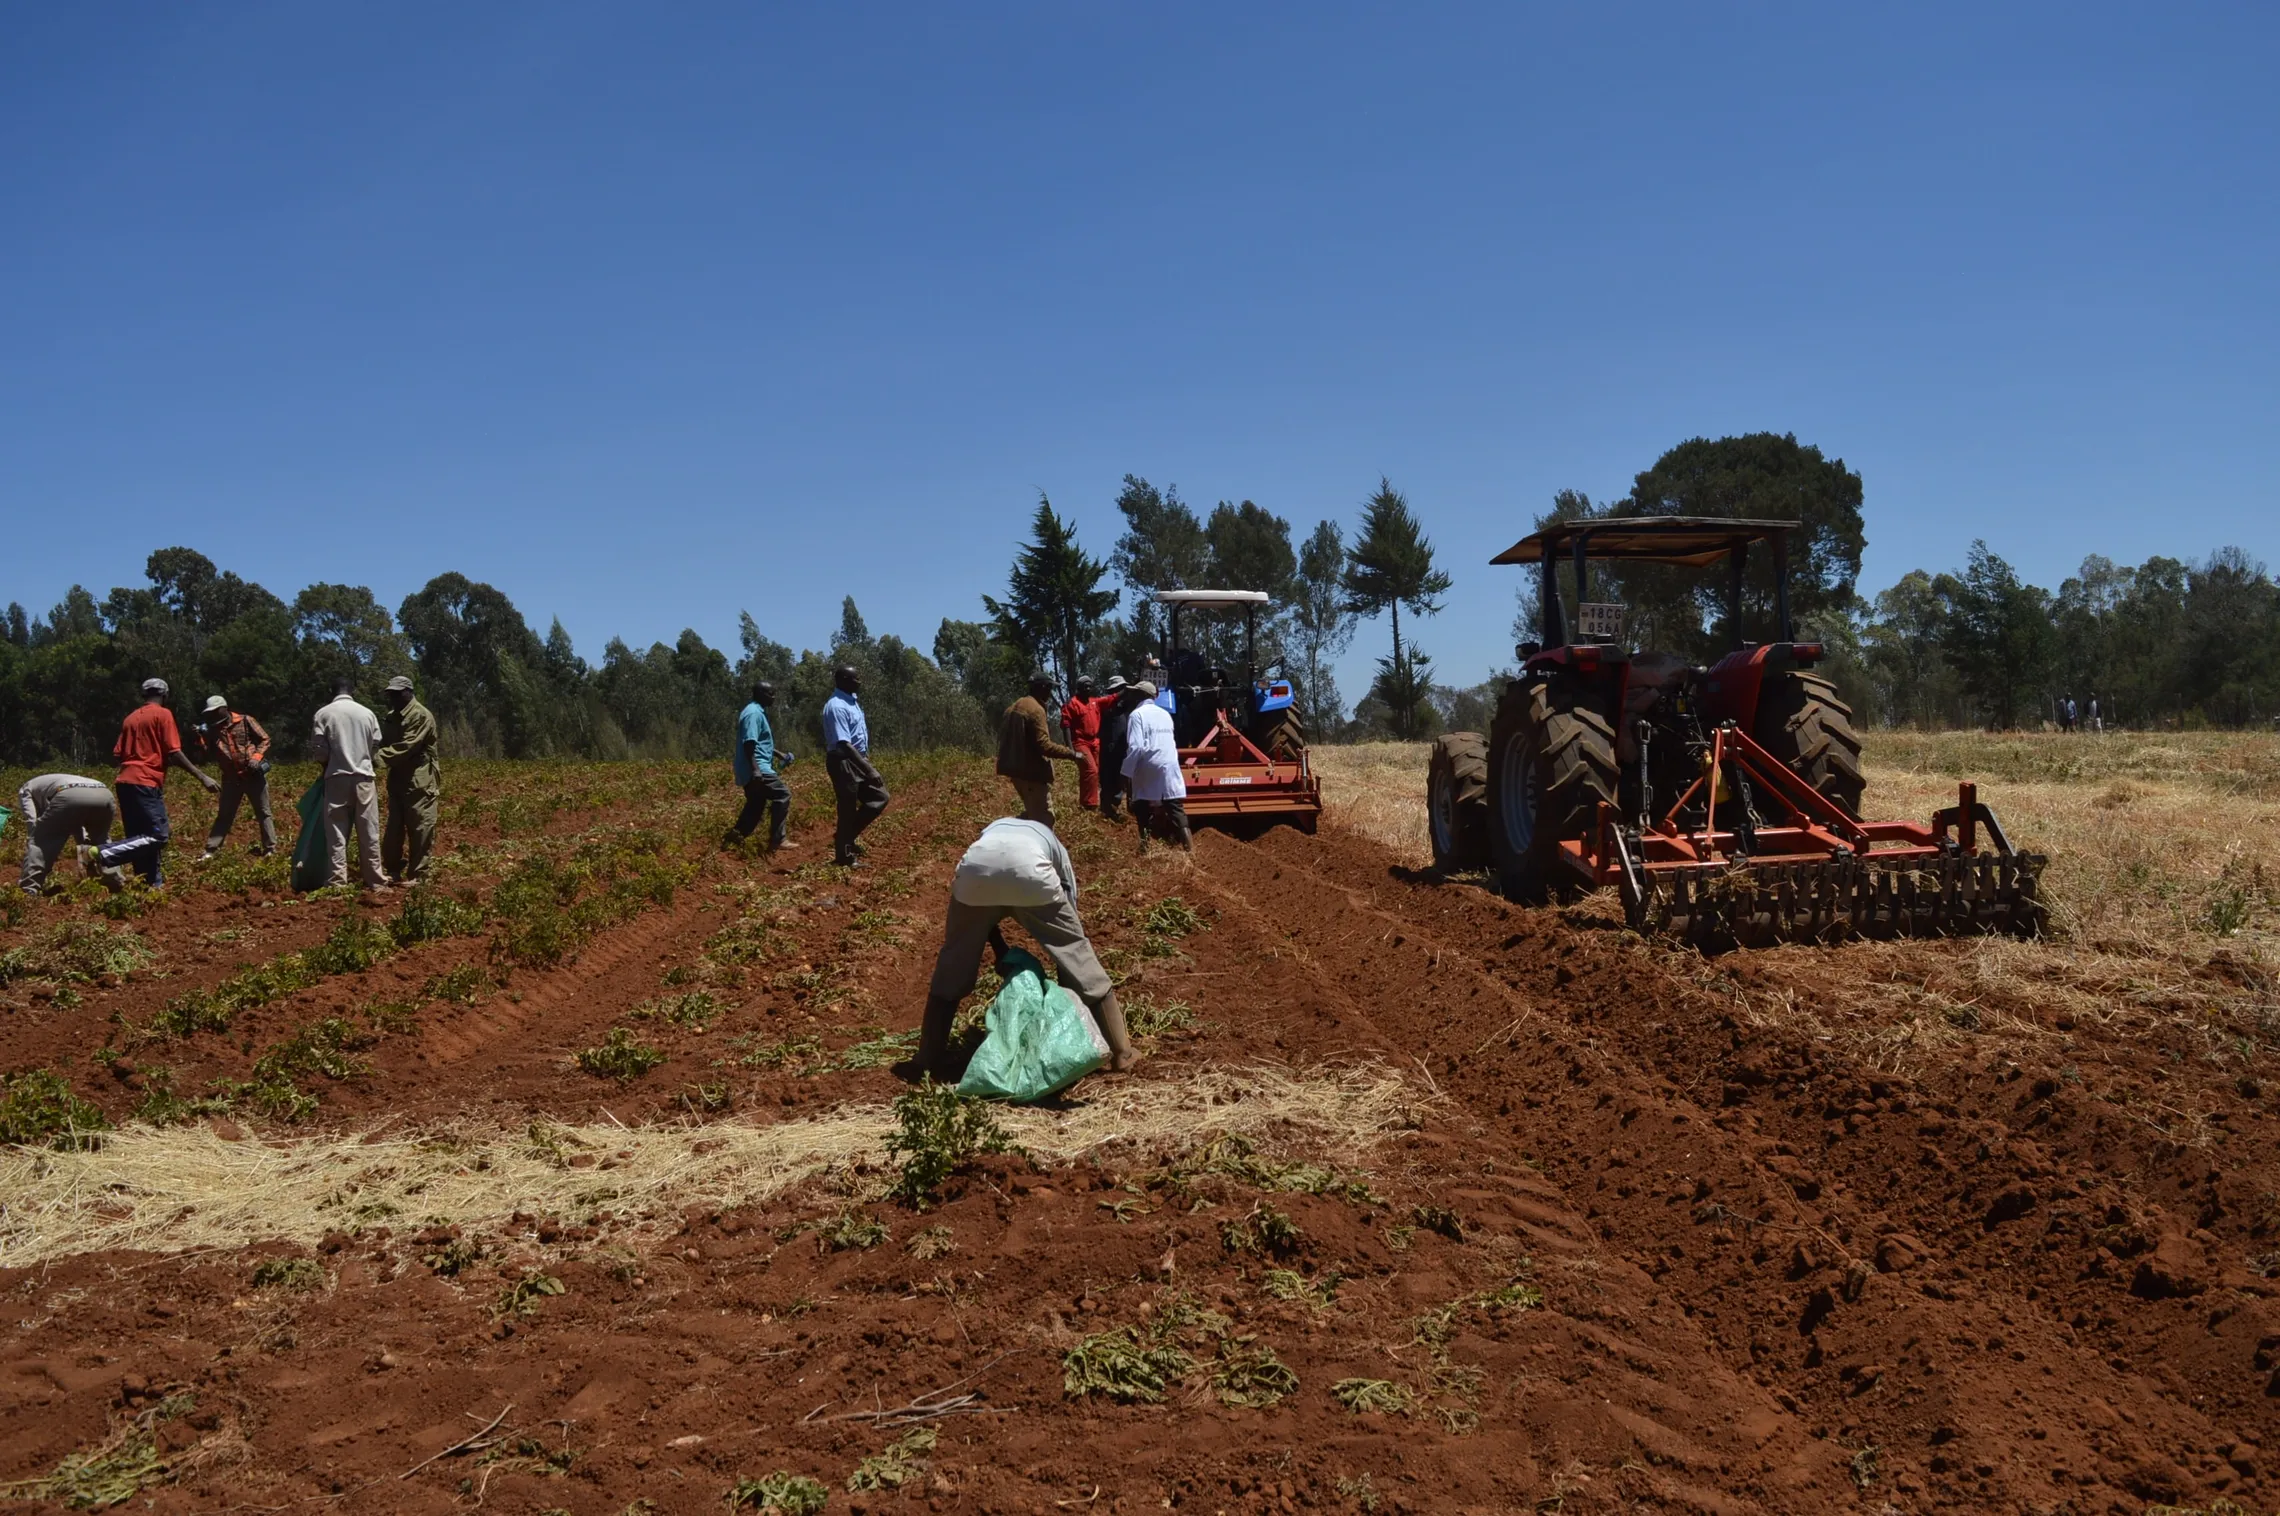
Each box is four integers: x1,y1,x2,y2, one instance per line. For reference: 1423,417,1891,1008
1427,732,1489,870
1251,707,1306,762
1756,670,1866,818
1486,680,1617,902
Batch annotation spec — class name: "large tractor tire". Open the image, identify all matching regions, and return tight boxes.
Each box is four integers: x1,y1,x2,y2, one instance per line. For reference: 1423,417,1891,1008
1251,706,1306,762
1755,670,1867,818
1427,732,1490,871
1486,680,1618,902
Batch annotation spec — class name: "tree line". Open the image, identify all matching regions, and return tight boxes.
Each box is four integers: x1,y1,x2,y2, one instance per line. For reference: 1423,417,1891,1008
0,484,1442,768
5,439,2271,769
1490,433,2278,733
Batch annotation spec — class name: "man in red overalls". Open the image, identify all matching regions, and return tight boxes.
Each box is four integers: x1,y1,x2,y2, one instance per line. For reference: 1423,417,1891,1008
1059,676,1102,811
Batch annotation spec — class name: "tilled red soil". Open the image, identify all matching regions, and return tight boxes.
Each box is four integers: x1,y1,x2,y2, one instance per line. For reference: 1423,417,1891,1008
3,757,2276,1513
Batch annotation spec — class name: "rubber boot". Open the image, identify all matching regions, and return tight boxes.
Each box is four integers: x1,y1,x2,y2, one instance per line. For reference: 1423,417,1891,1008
915,994,962,1082
1092,990,1139,1072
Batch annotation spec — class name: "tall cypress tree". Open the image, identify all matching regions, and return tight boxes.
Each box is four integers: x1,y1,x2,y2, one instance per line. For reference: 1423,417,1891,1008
1341,478,1452,738
983,495,1119,687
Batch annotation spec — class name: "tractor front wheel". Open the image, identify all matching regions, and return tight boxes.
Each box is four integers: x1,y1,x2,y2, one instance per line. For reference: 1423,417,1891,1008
1486,681,1617,902
1755,670,1867,818
1427,732,1490,870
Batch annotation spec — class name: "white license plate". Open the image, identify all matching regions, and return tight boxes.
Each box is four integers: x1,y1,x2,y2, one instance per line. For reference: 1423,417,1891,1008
1216,776,1253,785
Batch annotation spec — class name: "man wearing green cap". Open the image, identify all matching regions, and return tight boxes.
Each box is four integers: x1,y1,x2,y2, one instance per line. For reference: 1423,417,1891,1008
196,694,275,859
375,675,440,886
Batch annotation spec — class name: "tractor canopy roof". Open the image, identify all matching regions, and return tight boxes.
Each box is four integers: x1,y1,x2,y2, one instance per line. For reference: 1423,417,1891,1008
1490,516,1800,568
1153,589,1272,606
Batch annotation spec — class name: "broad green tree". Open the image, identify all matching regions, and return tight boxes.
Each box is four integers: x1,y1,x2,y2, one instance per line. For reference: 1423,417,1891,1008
1939,542,2055,729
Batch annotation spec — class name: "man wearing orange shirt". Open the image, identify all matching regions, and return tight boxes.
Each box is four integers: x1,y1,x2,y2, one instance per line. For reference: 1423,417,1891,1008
1059,676,1102,811
112,678,219,888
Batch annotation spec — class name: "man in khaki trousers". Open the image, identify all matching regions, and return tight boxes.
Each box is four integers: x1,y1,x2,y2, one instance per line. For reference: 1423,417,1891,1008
311,678,388,892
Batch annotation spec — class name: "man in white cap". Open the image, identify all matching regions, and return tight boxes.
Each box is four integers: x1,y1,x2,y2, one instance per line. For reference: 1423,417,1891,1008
1119,682,1191,852
1094,675,1143,823
111,678,219,888
196,694,275,859
311,676,388,892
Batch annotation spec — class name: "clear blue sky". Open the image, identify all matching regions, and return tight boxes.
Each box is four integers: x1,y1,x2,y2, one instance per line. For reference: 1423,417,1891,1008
5,4,2274,699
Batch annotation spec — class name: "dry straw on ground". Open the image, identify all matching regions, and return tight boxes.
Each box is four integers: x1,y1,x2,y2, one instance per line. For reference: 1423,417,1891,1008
0,1063,1416,1268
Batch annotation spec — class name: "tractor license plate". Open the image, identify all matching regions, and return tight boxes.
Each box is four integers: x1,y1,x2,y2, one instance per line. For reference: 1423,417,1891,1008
1216,776,1252,785
1578,602,1626,640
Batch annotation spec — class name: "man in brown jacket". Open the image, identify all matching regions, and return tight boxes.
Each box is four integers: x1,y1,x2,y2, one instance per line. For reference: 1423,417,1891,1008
996,673,1077,828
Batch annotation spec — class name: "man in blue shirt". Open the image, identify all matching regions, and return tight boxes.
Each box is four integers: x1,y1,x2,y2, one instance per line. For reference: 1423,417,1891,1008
724,681,796,851
822,665,890,866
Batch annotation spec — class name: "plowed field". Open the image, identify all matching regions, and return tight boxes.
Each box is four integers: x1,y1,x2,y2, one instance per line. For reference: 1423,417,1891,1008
4,742,2278,1515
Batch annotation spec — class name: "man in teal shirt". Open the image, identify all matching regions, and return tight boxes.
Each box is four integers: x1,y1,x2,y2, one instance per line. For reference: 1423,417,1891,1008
724,681,796,851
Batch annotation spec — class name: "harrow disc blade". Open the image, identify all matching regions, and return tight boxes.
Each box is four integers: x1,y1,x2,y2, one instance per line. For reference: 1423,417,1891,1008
1626,852,2048,948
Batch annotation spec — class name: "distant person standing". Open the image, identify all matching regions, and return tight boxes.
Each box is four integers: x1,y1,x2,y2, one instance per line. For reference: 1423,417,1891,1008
376,675,441,885
112,678,218,888
2090,696,2103,733
16,774,126,895
311,678,388,892
1094,677,1142,823
822,666,889,867
195,694,275,859
1120,681,1191,853
1060,676,1102,812
724,680,796,852
997,673,1078,828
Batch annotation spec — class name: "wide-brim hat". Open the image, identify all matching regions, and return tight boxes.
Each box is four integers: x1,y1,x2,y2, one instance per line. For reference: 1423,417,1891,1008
1104,675,1128,691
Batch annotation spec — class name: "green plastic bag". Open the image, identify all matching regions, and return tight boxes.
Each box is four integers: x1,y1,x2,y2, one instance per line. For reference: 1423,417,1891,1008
290,779,330,893
957,946,1108,1103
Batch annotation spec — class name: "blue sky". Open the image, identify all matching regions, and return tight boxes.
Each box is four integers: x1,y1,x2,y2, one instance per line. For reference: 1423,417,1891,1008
5,3,2274,700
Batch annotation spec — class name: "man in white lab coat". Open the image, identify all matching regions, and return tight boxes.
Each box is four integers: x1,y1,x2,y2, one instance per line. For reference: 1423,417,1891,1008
1118,682,1191,853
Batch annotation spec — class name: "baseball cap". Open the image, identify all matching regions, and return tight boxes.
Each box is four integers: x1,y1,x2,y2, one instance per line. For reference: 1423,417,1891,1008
203,695,228,714
385,675,415,692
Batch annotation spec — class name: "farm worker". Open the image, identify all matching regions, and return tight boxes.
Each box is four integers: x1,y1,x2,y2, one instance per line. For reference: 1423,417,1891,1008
195,694,276,859
15,774,126,895
915,816,1137,1081
2090,696,2102,733
311,677,388,892
1120,682,1191,853
822,665,890,867
112,678,219,888
724,680,796,852
1060,676,1102,811
1094,676,1142,823
376,675,441,885
997,673,1078,829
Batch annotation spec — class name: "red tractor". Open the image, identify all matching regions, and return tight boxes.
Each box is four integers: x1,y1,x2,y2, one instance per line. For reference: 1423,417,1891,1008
1428,517,2044,944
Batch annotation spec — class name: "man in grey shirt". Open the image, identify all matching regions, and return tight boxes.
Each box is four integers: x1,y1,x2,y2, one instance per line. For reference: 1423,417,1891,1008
16,774,130,895
311,678,388,891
